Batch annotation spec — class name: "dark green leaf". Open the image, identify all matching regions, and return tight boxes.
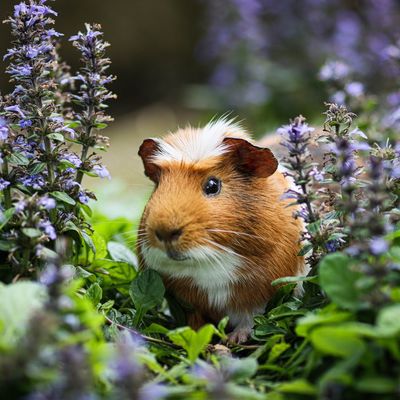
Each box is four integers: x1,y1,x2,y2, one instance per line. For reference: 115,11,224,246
30,162,46,175
0,208,15,230
50,191,76,205
22,228,42,238
47,132,64,142
8,152,29,166
86,283,102,306
108,241,138,267
129,269,165,312
319,253,364,310
310,326,365,357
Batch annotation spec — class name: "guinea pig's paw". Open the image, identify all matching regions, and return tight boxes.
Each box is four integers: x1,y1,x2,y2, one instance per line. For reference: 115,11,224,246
226,327,252,345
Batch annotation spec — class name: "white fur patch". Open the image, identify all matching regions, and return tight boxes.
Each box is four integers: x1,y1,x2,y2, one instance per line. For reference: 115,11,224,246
141,244,241,310
152,117,246,163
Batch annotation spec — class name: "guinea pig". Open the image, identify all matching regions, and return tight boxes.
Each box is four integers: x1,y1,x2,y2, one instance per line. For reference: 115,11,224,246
137,118,304,343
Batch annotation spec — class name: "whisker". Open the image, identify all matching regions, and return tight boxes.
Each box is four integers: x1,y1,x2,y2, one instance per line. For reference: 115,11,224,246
206,228,262,240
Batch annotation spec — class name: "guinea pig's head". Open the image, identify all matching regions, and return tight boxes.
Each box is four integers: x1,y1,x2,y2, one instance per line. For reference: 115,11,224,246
137,119,278,274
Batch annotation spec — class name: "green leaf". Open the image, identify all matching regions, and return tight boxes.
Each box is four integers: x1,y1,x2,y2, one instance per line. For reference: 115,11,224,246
0,240,17,251
168,324,215,362
85,283,102,306
0,282,47,351
129,269,165,312
307,220,321,234
277,379,316,395
310,326,365,357
267,341,291,363
66,120,81,129
220,357,258,381
22,228,42,238
108,241,138,268
80,203,93,218
30,162,46,175
319,253,364,310
272,275,318,286
0,207,15,230
355,377,397,394
47,132,65,142
298,243,313,256
296,310,352,337
50,191,76,205
99,300,114,314
376,304,400,337
92,259,137,293
143,323,169,335
82,231,96,255
94,122,108,129
92,232,107,259
8,152,29,166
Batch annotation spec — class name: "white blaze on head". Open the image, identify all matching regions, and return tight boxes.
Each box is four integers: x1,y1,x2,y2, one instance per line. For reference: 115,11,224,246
151,117,250,164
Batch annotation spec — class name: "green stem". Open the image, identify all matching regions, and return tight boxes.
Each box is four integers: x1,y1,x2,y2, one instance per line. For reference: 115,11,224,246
44,136,56,222
132,306,145,328
2,157,12,209
76,99,95,185
76,145,89,185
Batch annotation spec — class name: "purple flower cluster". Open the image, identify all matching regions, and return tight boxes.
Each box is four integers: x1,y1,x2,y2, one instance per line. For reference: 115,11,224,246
69,23,115,184
278,116,318,224
0,1,114,277
200,0,400,109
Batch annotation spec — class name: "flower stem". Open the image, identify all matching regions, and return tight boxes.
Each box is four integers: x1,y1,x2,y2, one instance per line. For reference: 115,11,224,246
2,157,12,209
76,145,89,185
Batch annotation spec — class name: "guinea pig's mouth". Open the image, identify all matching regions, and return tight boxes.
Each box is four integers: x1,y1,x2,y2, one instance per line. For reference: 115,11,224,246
165,247,188,261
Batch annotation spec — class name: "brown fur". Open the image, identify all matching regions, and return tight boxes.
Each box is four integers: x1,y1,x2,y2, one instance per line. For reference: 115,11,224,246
137,126,304,331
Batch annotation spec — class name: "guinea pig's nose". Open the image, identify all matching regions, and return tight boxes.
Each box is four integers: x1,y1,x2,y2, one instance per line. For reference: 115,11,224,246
155,228,183,242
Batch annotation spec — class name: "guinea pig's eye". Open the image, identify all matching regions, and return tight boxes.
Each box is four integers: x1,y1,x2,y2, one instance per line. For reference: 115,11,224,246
203,177,221,196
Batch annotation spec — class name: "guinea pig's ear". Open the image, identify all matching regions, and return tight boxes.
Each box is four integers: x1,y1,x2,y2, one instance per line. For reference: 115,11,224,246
222,137,278,178
138,139,161,183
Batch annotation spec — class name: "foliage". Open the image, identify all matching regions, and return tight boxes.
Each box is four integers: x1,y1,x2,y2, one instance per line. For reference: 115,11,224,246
1,1,400,400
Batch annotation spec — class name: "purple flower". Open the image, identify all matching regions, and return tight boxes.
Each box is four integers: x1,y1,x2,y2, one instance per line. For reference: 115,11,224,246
27,44,52,59
387,92,400,107
278,121,314,146
0,178,10,190
19,174,46,190
369,237,389,255
319,61,350,81
38,220,57,240
13,136,35,158
63,179,80,190
0,118,9,140
345,82,364,97
138,383,169,400
39,264,59,286
325,240,340,253
15,199,27,212
44,28,63,38
5,105,25,118
309,166,325,182
331,91,346,105
38,196,56,210
19,119,33,128
7,65,33,77
61,153,82,168
93,164,111,179
55,125,76,138
78,192,89,204
349,128,368,139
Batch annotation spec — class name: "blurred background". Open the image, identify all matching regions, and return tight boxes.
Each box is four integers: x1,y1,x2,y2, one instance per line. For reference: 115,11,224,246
1,0,400,214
